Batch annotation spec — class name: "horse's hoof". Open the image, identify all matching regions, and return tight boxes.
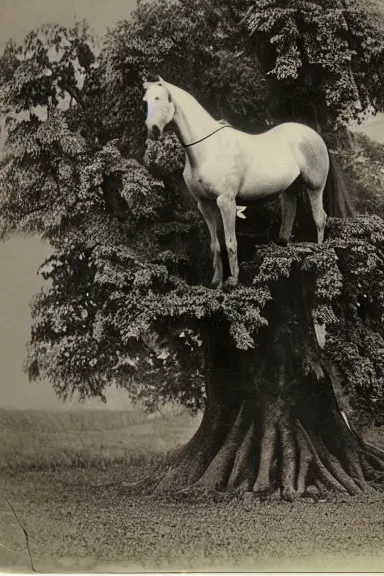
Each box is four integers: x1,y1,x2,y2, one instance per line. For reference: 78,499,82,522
211,279,223,290
223,276,238,291
276,237,288,247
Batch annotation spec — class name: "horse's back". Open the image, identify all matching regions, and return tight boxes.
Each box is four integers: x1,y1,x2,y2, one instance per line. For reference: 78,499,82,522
263,122,324,142
259,121,328,163
230,122,328,199
185,120,328,201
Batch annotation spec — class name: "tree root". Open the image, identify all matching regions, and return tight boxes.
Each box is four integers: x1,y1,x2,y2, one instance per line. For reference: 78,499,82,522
227,421,257,491
297,422,347,493
191,404,251,491
252,411,278,494
296,425,313,495
279,420,297,501
127,399,384,499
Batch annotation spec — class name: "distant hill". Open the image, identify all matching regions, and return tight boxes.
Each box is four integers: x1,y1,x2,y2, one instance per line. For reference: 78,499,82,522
0,408,200,471
0,407,148,433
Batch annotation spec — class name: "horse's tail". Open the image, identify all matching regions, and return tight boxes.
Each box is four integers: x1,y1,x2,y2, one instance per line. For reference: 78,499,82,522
323,151,354,218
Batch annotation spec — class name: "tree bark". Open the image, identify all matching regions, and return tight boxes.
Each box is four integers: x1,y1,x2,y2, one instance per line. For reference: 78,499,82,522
130,273,384,499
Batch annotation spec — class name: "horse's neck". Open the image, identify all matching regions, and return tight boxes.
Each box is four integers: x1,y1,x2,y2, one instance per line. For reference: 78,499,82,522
168,83,218,154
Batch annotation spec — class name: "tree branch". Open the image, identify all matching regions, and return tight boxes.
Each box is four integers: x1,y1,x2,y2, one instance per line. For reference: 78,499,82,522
60,83,85,111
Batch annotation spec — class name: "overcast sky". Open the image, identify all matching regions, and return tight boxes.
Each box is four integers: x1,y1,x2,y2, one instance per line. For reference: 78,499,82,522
0,0,136,51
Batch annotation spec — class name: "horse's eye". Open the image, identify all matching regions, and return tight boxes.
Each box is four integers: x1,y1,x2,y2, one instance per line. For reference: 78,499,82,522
154,96,160,101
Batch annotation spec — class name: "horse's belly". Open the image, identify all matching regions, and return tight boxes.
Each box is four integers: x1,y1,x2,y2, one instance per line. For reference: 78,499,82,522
239,162,300,201
183,139,301,202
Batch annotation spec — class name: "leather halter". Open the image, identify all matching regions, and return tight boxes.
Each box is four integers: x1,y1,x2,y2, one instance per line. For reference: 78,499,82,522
182,125,229,148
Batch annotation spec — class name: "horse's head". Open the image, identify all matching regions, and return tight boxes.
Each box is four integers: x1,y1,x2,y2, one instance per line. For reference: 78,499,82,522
143,77,175,140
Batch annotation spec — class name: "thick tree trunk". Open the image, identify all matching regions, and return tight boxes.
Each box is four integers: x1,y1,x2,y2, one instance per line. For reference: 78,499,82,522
132,275,384,499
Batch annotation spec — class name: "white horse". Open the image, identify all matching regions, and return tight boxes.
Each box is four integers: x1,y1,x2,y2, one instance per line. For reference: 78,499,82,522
143,77,351,289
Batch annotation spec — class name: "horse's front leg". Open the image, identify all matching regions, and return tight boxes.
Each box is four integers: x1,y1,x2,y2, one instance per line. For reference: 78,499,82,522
197,200,224,289
216,194,239,288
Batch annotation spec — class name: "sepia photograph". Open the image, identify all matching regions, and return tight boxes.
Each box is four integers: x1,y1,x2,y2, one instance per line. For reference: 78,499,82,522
1,0,384,572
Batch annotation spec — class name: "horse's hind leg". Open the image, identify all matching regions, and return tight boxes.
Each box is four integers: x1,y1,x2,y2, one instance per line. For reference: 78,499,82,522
277,189,297,247
307,185,327,244
197,199,224,289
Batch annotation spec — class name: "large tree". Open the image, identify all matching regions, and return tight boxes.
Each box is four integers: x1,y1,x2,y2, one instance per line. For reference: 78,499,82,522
1,0,384,498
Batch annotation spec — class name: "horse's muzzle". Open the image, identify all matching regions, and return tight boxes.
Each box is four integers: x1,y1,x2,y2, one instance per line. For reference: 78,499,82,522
148,125,161,141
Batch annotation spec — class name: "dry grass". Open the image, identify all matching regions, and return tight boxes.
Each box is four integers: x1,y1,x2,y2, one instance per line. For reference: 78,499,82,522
0,408,148,433
0,407,382,473
0,408,200,471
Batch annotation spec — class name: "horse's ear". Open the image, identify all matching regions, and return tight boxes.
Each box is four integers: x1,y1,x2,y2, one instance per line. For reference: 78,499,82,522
157,76,172,101
159,76,171,89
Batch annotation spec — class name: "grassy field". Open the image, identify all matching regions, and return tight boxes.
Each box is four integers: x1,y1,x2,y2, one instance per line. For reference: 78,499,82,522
0,407,383,472
1,408,384,572
0,408,200,471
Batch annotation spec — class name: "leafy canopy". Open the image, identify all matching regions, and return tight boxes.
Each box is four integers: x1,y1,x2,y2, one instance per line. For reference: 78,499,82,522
0,0,384,422
244,0,384,126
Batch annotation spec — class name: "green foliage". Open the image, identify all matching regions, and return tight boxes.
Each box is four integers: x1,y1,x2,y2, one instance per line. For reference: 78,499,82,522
335,132,384,218
324,217,384,424
144,133,185,176
1,2,384,425
102,0,270,139
0,22,98,117
244,0,384,126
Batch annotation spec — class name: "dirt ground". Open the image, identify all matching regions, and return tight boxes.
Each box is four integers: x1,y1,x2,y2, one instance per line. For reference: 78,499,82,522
1,465,384,573
1,415,384,573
